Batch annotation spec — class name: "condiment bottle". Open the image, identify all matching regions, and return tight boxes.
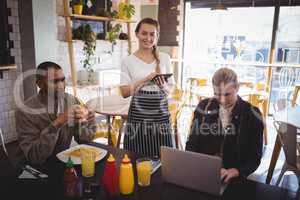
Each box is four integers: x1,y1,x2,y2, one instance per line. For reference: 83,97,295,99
119,154,134,195
64,157,79,197
102,154,118,196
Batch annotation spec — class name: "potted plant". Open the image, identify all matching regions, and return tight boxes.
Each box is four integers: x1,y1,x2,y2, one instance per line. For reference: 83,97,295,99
106,23,122,51
73,24,98,85
118,1,135,20
71,0,84,15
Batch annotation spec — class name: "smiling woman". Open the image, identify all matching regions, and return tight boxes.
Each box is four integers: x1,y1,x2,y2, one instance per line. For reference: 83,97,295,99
119,18,176,157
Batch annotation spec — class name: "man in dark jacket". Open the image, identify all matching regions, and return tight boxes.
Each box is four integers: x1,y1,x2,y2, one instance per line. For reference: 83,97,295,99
186,68,264,183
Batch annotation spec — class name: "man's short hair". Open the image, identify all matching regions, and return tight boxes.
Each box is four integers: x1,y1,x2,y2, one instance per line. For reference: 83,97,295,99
36,61,62,82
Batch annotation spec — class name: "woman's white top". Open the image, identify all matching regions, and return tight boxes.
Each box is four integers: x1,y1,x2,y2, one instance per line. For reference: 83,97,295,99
120,52,175,91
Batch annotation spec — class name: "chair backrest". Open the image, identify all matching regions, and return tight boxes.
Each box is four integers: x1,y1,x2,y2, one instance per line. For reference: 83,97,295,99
170,87,184,102
292,85,300,107
256,82,266,91
239,81,254,88
278,68,295,88
0,128,8,156
168,101,184,149
242,94,265,108
277,122,298,167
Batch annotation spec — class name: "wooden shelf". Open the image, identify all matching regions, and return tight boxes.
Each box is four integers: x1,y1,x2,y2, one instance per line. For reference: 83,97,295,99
0,64,17,78
70,14,136,23
0,64,17,70
62,0,134,97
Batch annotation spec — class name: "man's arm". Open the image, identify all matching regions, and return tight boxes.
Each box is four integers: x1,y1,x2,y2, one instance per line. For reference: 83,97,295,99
16,109,60,164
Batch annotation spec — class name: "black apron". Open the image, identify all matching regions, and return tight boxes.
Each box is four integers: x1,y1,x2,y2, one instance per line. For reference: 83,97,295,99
124,89,173,157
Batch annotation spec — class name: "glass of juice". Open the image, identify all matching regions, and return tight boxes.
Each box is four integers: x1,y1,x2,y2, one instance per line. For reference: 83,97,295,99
136,158,153,186
81,149,95,177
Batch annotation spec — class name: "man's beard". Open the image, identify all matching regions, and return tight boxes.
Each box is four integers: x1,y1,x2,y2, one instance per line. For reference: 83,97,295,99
46,90,65,114
54,90,65,100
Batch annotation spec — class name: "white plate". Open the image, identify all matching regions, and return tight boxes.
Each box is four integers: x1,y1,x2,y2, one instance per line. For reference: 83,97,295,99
56,144,107,164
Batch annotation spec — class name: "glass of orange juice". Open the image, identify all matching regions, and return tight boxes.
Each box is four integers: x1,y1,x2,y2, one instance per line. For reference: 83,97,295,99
136,158,153,186
81,149,95,177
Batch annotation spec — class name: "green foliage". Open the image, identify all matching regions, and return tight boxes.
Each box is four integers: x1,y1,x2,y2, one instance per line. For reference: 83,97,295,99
73,24,96,72
109,10,119,19
106,23,122,45
121,4,135,19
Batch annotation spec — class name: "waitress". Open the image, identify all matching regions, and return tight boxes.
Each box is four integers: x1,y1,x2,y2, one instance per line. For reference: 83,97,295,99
120,18,175,157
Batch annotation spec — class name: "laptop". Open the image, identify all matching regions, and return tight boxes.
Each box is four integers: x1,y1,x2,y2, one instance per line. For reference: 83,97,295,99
160,146,227,196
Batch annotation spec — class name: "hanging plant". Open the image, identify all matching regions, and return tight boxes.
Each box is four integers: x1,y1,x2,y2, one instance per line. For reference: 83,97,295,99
73,24,96,83
106,23,122,45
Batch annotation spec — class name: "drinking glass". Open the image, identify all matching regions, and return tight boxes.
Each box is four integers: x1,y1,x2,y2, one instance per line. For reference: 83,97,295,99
81,150,95,177
136,158,153,186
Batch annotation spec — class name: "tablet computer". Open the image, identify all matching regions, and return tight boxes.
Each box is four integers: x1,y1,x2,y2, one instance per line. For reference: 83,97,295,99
152,73,173,82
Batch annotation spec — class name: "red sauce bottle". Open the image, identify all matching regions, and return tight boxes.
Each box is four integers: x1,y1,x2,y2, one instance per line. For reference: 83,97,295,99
64,157,79,197
102,154,118,196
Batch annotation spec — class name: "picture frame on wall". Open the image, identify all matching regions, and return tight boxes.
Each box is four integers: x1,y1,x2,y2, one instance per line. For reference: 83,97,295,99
71,0,111,40
72,19,106,40
83,0,111,16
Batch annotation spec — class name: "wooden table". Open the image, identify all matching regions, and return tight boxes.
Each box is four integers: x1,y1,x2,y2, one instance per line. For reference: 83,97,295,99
8,143,292,200
86,95,131,146
266,106,300,184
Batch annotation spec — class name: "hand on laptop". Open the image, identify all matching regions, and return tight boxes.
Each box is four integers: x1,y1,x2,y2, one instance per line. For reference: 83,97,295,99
220,168,239,184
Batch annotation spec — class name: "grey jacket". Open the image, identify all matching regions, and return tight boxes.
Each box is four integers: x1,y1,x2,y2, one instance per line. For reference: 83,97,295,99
15,92,96,165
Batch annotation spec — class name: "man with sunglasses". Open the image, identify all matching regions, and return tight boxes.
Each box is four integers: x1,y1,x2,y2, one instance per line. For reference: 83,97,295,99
186,68,264,184
15,62,96,165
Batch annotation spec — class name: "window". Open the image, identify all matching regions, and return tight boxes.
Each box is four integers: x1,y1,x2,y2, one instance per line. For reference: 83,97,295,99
183,3,300,112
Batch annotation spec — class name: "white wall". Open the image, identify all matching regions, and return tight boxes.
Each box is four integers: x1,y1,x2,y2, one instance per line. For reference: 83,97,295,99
32,0,58,65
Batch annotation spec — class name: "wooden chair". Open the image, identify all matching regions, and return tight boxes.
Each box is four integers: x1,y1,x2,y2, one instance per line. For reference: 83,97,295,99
292,85,300,107
239,81,254,89
168,101,184,150
169,88,185,149
187,78,208,106
274,122,300,187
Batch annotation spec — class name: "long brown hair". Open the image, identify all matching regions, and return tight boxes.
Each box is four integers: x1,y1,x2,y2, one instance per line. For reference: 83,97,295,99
135,18,161,73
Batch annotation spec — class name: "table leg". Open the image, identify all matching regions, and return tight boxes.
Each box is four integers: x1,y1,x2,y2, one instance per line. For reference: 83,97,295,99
262,99,268,145
107,115,112,146
117,118,126,148
266,134,282,184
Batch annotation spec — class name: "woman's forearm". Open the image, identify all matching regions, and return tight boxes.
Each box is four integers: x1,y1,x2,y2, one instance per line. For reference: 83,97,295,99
120,78,148,98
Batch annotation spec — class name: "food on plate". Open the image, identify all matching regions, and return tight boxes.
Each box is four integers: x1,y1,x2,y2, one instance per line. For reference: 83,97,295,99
66,147,101,159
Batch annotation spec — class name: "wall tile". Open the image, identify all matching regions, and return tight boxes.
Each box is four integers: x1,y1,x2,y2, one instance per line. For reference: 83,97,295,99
1,0,22,143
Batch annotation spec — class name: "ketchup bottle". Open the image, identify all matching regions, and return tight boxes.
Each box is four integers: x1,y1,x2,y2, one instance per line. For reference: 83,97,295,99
102,154,118,196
